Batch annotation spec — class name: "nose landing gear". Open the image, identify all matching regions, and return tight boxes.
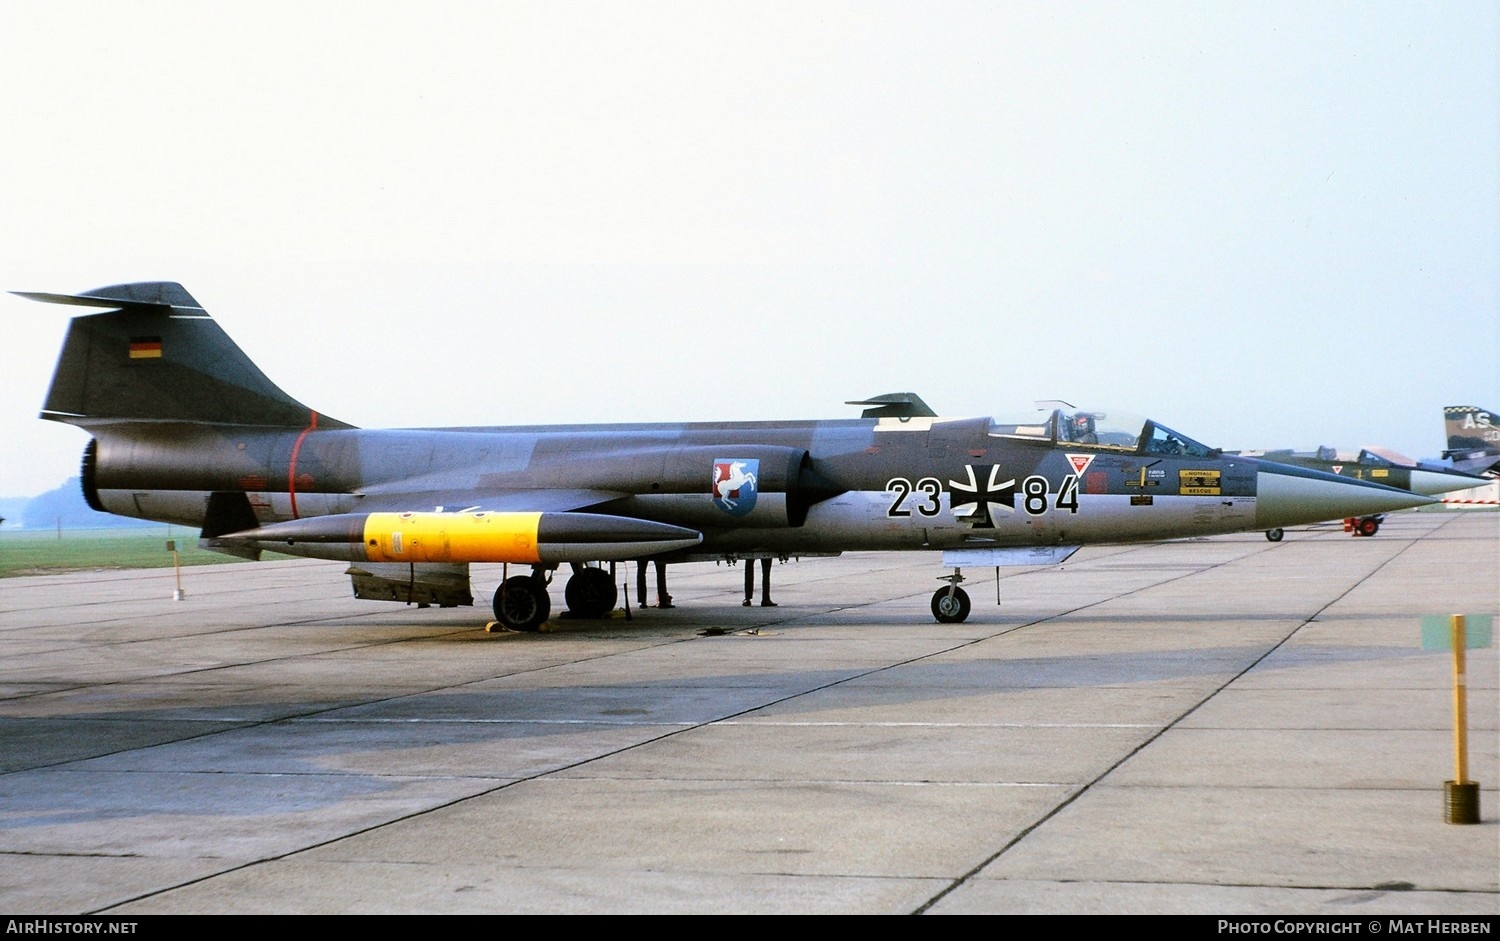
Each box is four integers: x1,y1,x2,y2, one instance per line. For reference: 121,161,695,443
931,569,972,623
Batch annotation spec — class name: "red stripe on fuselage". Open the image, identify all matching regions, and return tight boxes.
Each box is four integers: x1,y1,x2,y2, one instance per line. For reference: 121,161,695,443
287,412,319,519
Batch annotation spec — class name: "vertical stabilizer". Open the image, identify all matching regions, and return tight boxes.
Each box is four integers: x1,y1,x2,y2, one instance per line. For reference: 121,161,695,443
18,282,349,429
1444,405,1499,454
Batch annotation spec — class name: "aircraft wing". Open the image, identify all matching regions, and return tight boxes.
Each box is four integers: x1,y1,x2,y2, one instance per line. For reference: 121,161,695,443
1446,453,1500,477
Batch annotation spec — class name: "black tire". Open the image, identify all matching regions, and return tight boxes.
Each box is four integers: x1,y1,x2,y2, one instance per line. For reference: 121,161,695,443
1265,528,1284,542
564,567,618,618
1356,517,1380,537
493,575,551,631
931,586,971,623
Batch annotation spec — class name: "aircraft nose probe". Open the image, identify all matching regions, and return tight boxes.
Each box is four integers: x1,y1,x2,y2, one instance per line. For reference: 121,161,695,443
1251,462,1437,529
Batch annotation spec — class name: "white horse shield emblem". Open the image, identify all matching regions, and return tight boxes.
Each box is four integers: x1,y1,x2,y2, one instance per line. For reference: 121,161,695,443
711,459,759,517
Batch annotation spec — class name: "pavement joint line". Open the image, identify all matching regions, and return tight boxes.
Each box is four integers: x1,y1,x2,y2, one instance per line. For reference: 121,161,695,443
5,514,1494,914
912,526,1440,915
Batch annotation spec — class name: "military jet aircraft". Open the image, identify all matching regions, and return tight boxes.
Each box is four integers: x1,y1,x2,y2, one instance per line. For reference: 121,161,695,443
1438,405,1500,477
1421,405,1500,509
1230,445,1488,537
20,282,1436,630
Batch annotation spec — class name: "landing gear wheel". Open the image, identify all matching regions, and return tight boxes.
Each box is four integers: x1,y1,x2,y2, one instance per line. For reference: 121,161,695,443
931,586,971,624
564,567,618,619
1355,517,1380,537
493,575,551,631
1265,528,1284,542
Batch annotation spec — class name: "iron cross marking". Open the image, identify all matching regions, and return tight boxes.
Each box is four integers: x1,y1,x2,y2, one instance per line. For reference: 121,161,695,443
947,463,1016,529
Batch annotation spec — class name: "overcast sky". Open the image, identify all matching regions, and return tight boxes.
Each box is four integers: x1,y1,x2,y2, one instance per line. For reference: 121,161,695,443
2,1,1496,498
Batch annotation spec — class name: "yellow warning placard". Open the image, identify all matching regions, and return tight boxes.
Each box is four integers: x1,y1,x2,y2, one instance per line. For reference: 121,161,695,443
1179,469,1221,495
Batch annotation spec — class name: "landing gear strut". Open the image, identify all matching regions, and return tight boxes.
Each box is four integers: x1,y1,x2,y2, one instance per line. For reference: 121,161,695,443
931,569,971,623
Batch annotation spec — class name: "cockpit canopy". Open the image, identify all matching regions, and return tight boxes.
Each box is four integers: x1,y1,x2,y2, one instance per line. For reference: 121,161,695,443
989,406,1218,458
1244,446,1413,468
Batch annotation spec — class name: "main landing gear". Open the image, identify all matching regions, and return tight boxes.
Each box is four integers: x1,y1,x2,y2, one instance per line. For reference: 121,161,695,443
493,569,552,631
564,563,618,618
931,569,971,623
492,563,620,631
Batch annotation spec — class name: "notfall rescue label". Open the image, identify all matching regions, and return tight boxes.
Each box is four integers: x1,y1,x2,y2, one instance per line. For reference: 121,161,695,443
1179,469,1222,495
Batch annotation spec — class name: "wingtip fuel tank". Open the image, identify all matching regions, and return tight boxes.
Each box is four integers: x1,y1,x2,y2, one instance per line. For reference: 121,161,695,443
217,511,704,565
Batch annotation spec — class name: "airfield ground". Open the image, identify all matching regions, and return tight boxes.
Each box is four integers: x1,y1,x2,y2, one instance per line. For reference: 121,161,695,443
1,511,1495,914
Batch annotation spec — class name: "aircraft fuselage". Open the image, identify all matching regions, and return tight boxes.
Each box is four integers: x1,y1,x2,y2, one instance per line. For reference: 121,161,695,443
85,416,1277,558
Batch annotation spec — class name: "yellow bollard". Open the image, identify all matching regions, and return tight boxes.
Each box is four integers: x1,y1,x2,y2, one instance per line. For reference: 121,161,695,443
1444,614,1478,824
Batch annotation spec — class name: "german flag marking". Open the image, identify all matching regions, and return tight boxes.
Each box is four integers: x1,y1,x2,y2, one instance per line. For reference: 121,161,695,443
128,337,163,359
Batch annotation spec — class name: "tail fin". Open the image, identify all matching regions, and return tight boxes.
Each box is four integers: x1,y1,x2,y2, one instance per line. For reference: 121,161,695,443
1444,405,1499,455
19,282,350,429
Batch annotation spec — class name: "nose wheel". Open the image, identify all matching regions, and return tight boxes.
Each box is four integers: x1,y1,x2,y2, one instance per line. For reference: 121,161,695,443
931,569,971,623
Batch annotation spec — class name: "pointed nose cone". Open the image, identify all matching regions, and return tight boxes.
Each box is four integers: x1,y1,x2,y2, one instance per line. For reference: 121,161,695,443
1406,468,1489,496
1254,463,1435,528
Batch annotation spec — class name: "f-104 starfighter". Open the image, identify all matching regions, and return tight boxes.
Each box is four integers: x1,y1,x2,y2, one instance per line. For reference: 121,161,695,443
21,282,1434,631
